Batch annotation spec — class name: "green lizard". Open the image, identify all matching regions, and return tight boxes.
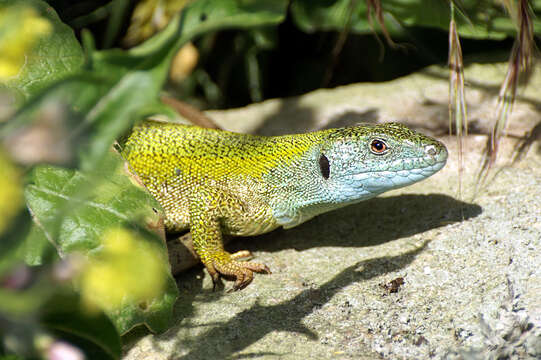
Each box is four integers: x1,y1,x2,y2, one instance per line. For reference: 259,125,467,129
121,120,448,290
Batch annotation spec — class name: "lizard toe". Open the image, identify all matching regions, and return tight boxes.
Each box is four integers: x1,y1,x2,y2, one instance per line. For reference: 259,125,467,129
230,268,253,292
202,261,222,291
203,250,271,290
214,259,270,291
242,261,271,274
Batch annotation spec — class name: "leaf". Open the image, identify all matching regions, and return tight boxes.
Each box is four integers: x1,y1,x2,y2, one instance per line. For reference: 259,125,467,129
24,152,179,334
13,224,58,266
109,275,179,334
0,0,84,103
25,154,159,250
0,151,39,273
0,284,50,316
0,275,121,360
0,355,24,360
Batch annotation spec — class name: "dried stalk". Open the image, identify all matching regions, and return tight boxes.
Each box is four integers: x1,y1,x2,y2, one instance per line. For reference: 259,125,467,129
478,0,535,184
448,3,467,199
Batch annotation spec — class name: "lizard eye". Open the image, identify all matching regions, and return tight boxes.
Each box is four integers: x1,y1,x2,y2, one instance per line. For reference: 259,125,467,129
319,154,330,179
369,139,388,155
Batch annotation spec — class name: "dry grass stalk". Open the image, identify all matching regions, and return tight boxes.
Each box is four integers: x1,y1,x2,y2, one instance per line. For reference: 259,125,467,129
479,0,535,184
366,0,396,49
448,5,467,199
322,0,357,87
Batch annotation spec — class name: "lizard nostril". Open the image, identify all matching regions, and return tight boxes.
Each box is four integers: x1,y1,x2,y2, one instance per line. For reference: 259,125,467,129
425,145,437,156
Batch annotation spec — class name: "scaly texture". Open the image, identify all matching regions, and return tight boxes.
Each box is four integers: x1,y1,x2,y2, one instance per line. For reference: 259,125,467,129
121,120,448,290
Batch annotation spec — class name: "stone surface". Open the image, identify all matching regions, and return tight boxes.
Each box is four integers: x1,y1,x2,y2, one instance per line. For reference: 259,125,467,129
123,63,541,360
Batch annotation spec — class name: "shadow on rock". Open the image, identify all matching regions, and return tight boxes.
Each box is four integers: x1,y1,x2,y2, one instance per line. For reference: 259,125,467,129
230,193,481,253
168,242,430,360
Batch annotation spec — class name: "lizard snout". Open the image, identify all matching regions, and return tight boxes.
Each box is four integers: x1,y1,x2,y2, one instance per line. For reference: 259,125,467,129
423,141,448,164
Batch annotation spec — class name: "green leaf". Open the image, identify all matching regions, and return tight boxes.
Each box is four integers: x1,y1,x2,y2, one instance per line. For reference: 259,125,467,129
291,0,541,40
23,152,179,334
24,154,159,251
0,0,84,103
13,224,58,266
0,284,50,316
0,212,59,270
108,276,179,334
0,277,121,360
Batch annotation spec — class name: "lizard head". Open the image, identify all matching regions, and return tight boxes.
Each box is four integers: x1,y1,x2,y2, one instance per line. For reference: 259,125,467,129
318,122,448,201
269,122,448,228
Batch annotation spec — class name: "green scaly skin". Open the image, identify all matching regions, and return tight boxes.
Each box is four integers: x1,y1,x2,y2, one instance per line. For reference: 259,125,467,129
121,120,448,290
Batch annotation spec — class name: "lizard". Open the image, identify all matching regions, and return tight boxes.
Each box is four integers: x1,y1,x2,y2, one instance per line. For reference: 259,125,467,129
120,120,448,290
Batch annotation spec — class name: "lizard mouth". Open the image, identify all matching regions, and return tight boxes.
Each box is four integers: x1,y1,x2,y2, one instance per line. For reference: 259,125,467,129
353,154,447,177
348,154,447,192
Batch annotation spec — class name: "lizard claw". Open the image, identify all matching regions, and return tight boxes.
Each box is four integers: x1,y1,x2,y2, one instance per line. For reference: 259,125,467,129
228,262,271,292
204,262,222,291
206,250,270,291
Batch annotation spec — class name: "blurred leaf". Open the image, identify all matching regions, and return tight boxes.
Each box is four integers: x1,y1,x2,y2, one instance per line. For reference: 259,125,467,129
111,272,179,334
0,149,34,273
13,224,59,266
23,152,178,333
291,0,541,40
0,0,84,105
0,212,38,275
0,283,50,316
24,153,160,252
41,292,121,360
79,227,171,330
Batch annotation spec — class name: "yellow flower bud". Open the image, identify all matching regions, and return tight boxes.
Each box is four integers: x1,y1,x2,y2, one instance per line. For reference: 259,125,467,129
80,227,167,312
0,6,52,80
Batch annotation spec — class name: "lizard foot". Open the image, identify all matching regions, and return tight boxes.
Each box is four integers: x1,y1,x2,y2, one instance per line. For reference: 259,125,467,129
204,250,271,291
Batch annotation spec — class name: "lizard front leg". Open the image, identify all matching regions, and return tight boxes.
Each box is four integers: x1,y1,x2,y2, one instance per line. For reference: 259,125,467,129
189,198,270,291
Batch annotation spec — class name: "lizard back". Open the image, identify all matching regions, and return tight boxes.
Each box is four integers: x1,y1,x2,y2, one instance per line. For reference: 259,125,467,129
121,120,321,235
